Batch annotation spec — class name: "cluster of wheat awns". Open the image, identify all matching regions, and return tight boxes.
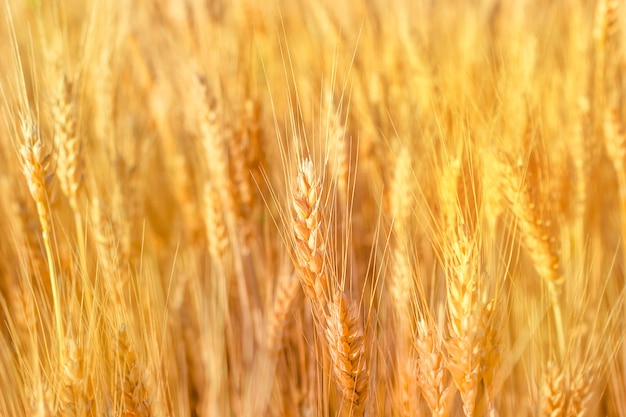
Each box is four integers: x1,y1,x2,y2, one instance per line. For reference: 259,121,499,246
2,0,626,416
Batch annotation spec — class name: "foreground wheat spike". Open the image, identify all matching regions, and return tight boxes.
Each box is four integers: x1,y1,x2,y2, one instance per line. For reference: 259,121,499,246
53,75,83,213
58,338,93,417
117,325,152,417
496,150,565,355
18,116,64,350
292,157,329,307
415,319,453,417
443,222,483,417
541,361,566,417
566,369,594,417
325,294,369,417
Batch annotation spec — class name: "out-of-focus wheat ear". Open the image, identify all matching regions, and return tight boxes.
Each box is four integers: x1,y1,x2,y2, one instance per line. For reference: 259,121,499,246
94,50,115,146
603,107,626,253
327,99,349,202
593,0,619,47
389,240,413,330
116,324,152,417
229,118,254,248
570,98,591,228
480,299,500,413
265,272,300,353
291,157,329,310
203,182,229,264
541,361,566,417
389,149,412,236
415,319,454,417
243,98,268,197
18,115,64,352
325,294,369,417
592,0,619,111
149,81,202,243
496,150,565,355
90,198,123,301
11,195,47,276
52,74,83,214
604,107,626,174
195,75,233,212
566,370,594,417
58,338,93,417
439,157,463,235
396,354,418,417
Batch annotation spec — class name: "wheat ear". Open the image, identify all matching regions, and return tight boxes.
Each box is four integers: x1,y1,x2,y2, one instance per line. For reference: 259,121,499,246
292,157,329,309
566,370,594,417
18,116,63,351
443,222,483,417
58,338,93,417
415,319,453,417
53,75,83,213
116,325,152,417
266,272,301,353
325,294,369,417
497,151,565,355
541,361,566,417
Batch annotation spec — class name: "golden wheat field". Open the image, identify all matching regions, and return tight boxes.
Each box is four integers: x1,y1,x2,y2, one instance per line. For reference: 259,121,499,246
2,0,626,415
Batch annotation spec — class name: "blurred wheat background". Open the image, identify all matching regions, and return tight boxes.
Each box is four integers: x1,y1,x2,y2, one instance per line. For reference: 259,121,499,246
0,0,625,416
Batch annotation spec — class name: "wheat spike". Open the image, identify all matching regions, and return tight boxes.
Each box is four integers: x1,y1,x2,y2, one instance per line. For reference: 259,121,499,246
58,338,93,417
116,325,152,417
415,319,453,417
292,157,329,306
53,75,83,213
325,294,369,417
541,361,566,417
18,115,64,351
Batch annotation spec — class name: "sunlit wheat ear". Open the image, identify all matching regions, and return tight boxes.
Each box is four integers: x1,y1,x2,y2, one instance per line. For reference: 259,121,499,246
53,74,83,213
441,214,489,417
58,338,93,417
566,369,594,417
291,157,329,309
116,325,152,417
415,319,453,417
18,115,64,351
325,294,369,417
541,361,566,417
496,150,565,354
